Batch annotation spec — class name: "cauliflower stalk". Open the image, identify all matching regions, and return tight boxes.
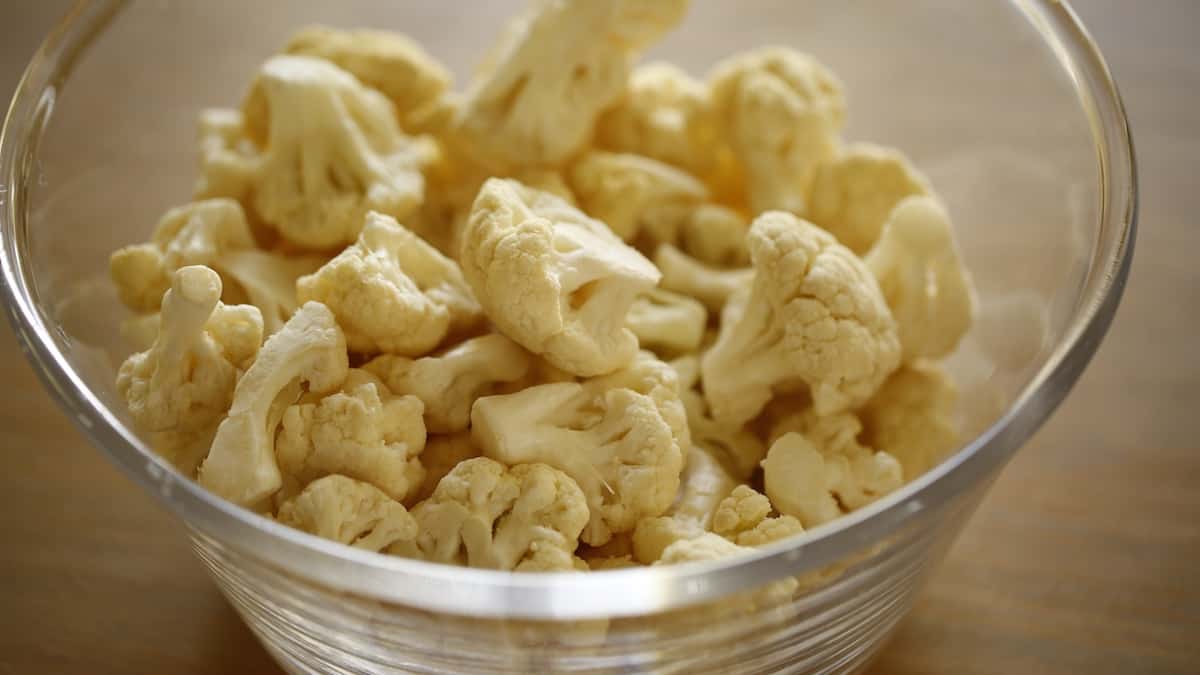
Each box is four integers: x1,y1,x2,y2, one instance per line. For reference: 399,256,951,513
219,248,326,335
653,244,752,313
276,474,418,552
631,445,738,563
626,288,707,355
670,355,766,481
679,203,751,268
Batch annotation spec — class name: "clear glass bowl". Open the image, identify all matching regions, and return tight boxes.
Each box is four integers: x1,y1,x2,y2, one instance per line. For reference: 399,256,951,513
0,1,1135,672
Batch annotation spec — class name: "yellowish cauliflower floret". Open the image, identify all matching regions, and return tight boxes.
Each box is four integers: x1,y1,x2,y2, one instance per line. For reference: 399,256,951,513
701,211,901,426
866,196,975,362
709,47,845,216
460,178,661,377
569,150,708,245
632,515,704,564
219,249,326,335
807,143,931,255
194,109,263,203
276,474,418,553
860,363,960,480
412,433,481,503
653,244,753,313
670,355,766,481
629,445,738,563
451,0,689,170
364,334,533,433
297,211,481,356
712,485,804,547
582,350,691,463
626,288,707,355
679,203,751,268
199,302,349,506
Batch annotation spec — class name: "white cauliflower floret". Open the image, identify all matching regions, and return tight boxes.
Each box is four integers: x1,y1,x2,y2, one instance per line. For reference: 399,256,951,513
701,211,901,425
807,143,930,255
297,211,481,356
199,302,349,506
276,474,418,553
626,288,707,354
194,109,262,202
460,178,661,376
860,363,960,480
568,150,708,245
583,350,691,462
276,369,426,504
630,445,738,563
364,334,533,433
865,196,975,362
219,249,326,335
653,244,752,312
670,354,766,481
712,485,804,547
709,47,845,215
245,55,433,249
413,433,481,503
451,0,689,170
399,457,588,571
678,203,751,268
471,382,683,546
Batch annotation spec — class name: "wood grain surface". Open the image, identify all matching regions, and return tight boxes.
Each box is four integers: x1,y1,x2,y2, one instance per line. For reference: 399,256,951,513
0,1,1196,673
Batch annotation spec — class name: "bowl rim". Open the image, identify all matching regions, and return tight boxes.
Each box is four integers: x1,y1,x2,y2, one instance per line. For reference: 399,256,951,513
0,0,1136,620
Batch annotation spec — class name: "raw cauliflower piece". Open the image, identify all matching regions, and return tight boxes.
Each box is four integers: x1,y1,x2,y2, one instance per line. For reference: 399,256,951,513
701,211,901,425
657,532,800,603
460,178,661,376
297,212,481,356
398,457,588,571
244,55,433,249
679,203,751,268
471,382,684,546
451,0,690,170
632,515,703,564
630,445,738,563
218,249,326,335
199,302,349,506
582,350,691,463
807,143,931,255
670,355,766,481
569,150,708,245
276,474,418,552
653,244,753,312
712,485,804,547
275,369,426,504
860,363,960,480
364,333,533,433
626,288,707,354
865,196,975,362
709,47,845,215
412,433,481,503
194,108,263,203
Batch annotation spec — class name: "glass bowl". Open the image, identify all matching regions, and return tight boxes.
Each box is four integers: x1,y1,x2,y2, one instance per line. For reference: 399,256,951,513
0,1,1135,672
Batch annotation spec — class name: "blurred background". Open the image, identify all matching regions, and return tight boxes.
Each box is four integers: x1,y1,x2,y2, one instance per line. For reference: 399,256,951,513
0,1,1195,673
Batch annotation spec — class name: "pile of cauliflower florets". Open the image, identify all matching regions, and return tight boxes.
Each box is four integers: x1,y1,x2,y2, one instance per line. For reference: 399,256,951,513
109,0,974,573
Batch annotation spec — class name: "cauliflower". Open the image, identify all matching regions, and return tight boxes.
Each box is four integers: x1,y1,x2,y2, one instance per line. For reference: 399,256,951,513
275,369,427,504
626,288,707,354
297,211,481,355
198,301,349,506
582,350,691,463
712,485,804,547
568,150,708,245
364,334,533,433
631,516,703,564
678,203,751,268
594,61,721,178
653,244,753,312
397,457,588,571
451,0,689,170
244,55,434,249
412,433,481,503
460,178,661,376
276,474,418,553
670,355,766,481
807,143,930,255
585,554,639,570
194,108,262,203
218,249,326,335
709,48,845,215
701,211,901,426
471,382,684,546
865,196,975,362
629,444,739,563
860,363,960,480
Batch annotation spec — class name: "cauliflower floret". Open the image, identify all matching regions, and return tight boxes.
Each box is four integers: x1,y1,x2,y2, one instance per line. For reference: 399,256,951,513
219,249,326,335
568,150,708,245
657,532,800,603
807,143,930,255
670,355,766,481
276,369,426,504
626,288,707,354
297,211,481,355
276,474,418,553
582,350,691,463
712,485,804,547
653,244,753,312
860,363,960,480
865,196,975,362
631,515,703,564
412,433,481,503
460,178,661,376
398,457,588,571
471,382,683,546
451,0,689,170
194,108,263,203
364,334,533,433
709,48,845,216
678,203,751,268
245,55,433,249
198,302,349,506
629,444,738,563
701,211,901,425
595,61,720,178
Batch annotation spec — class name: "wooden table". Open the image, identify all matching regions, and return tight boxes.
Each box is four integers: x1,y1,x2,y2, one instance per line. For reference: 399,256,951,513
1,2,1196,673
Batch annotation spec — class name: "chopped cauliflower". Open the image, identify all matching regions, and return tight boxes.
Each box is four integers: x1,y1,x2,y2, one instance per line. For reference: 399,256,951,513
653,244,753,313
632,515,704,564
807,143,930,255
630,444,739,563
679,203,751,268
276,474,418,552
364,333,533,433
709,48,845,215
581,350,691,464
626,288,707,354
199,301,349,506
701,211,901,425
412,433,481,503
297,211,481,355
218,249,326,335
860,363,960,480
865,196,975,362
670,355,766,481
712,485,804,547
451,0,689,170
194,108,263,203
460,178,660,376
